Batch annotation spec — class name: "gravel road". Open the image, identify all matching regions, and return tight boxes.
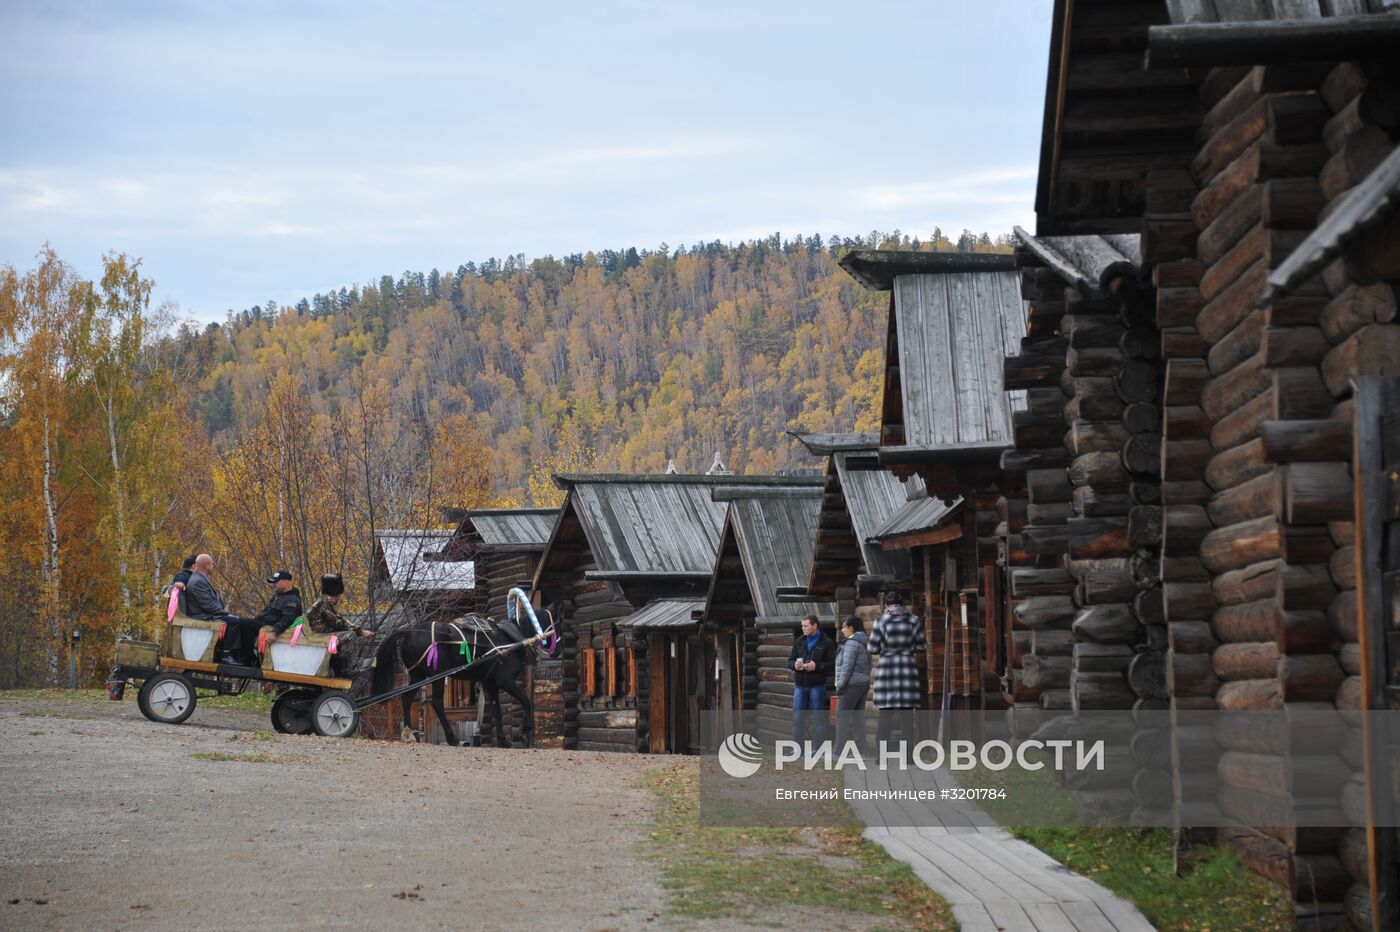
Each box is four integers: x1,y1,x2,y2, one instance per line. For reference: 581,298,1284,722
0,693,667,931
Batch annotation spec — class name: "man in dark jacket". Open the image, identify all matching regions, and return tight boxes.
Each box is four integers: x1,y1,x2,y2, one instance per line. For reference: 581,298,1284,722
251,570,303,638
185,554,256,665
789,614,835,747
165,554,197,618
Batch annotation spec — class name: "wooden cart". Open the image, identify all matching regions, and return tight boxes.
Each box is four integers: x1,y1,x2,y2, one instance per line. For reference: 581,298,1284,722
111,613,361,737
112,606,554,740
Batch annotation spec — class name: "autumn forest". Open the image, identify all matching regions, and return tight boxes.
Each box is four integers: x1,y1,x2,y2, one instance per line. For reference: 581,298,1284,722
0,230,1011,686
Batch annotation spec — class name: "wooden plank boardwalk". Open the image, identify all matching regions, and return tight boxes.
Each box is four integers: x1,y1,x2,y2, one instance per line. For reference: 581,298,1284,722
844,766,1154,932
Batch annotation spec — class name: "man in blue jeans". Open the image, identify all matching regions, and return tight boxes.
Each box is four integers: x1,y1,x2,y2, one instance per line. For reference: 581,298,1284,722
789,614,835,748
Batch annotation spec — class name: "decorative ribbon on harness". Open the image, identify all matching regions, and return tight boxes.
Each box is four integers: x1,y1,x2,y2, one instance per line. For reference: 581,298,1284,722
290,625,302,647
426,642,440,671
328,634,339,655
166,588,181,622
507,588,556,655
256,629,269,654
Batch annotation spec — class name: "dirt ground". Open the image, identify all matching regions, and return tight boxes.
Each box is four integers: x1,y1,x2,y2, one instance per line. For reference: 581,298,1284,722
0,692,668,931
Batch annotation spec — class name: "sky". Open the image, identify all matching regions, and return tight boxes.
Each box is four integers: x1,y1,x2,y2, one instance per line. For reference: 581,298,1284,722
0,0,1053,322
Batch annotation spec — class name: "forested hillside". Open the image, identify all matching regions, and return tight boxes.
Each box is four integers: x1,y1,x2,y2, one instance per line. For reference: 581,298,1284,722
0,230,1010,686
170,229,1011,494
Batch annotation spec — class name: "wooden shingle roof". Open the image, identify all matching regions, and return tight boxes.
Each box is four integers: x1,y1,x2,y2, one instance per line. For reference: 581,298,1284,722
550,473,822,579
840,252,1028,453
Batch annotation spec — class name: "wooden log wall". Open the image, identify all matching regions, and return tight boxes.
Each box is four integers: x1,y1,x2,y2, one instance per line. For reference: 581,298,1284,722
475,551,566,748
1004,250,1164,788
577,579,639,753
1147,119,1225,860
1313,59,1399,932
1002,258,1071,737
556,560,636,752
754,623,796,740
1175,61,1400,927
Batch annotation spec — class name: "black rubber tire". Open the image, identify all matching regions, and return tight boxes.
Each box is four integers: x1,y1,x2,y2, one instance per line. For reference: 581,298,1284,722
311,690,360,738
136,672,197,725
270,688,317,735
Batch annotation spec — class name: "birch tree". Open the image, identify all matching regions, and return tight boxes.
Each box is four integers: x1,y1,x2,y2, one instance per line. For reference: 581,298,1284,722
0,248,81,679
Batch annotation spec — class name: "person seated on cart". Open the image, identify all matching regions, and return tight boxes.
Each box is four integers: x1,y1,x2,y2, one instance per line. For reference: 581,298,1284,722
162,554,197,617
265,573,372,677
251,569,303,637
185,553,258,666
171,553,197,592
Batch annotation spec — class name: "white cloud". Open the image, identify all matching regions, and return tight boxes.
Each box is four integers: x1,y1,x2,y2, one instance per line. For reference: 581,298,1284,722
857,166,1038,211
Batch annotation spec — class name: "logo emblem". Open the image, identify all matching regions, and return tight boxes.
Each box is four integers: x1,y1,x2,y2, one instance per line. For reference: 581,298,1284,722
718,732,763,778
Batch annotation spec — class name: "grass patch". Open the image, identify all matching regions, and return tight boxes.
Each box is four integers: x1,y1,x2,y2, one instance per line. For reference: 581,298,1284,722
641,763,955,929
1014,826,1292,931
191,751,286,763
961,751,1291,930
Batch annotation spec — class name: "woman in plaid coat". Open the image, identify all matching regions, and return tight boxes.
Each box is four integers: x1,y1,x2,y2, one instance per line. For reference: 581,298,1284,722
868,593,925,748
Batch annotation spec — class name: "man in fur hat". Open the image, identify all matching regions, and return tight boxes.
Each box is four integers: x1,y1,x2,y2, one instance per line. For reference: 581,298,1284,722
297,573,372,677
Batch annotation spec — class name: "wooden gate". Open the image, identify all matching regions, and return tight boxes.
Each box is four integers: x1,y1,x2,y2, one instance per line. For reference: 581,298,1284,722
1356,376,1400,931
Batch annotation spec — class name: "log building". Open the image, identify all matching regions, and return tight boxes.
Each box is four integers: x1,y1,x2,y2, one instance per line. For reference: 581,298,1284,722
787,431,912,611
530,473,822,753
1026,1,1400,925
697,486,833,743
838,250,1027,721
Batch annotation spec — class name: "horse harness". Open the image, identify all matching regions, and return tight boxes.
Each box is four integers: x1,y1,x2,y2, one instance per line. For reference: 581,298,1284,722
410,617,529,673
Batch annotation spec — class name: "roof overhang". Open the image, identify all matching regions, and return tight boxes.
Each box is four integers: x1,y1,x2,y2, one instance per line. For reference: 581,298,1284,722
839,250,1016,291
787,430,879,456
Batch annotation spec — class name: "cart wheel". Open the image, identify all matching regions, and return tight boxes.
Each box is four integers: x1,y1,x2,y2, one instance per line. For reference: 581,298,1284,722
311,690,359,738
270,689,316,735
136,672,197,725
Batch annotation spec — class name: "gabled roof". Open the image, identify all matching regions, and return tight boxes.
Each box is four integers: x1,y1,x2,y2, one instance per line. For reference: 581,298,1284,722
854,257,1027,451
804,450,911,597
374,530,476,592
710,489,829,621
622,598,703,630
548,473,823,578
1013,227,1143,297
451,508,556,553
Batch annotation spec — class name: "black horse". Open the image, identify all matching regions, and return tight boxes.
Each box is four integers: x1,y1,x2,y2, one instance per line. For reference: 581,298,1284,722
370,613,545,748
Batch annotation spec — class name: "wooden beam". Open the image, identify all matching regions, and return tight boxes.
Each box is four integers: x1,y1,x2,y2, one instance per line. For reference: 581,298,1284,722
1147,15,1400,68
160,657,353,691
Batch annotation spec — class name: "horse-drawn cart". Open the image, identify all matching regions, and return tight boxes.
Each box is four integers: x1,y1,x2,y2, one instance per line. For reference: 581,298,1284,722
111,612,364,737
110,589,556,742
